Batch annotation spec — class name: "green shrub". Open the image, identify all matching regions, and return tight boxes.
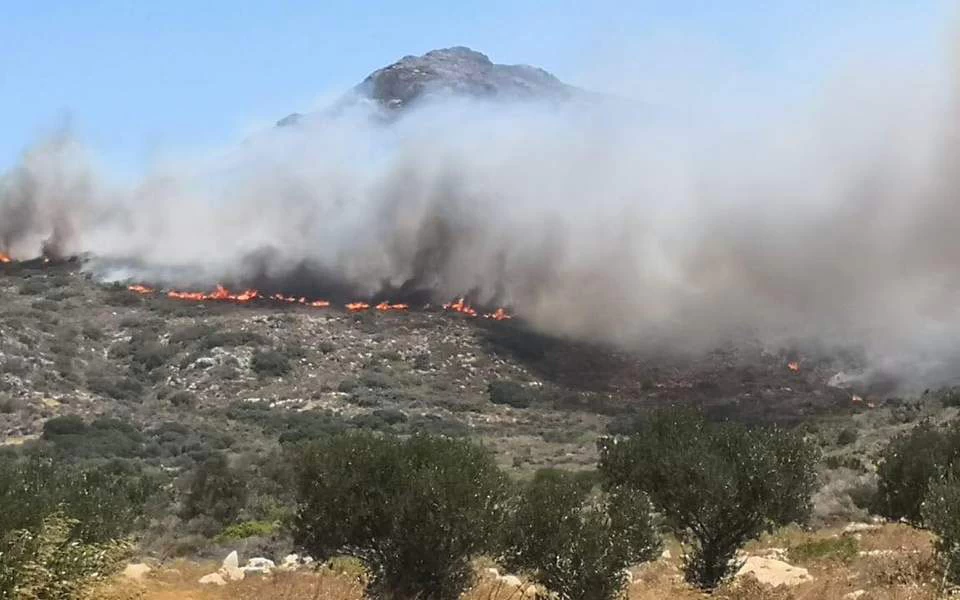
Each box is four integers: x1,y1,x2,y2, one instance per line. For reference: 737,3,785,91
41,416,145,459
788,536,859,564
922,471,960,584
216,520,279,543
293,432,508,600
0,512,131,600
598,409,818,590
168,390,197,408
488,380,534,409
501,469,660,600
182,454,249,525
252,350,291,377
875,421,960,525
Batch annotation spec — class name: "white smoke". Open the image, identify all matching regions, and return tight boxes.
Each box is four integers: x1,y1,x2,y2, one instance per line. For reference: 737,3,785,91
3,47,960,387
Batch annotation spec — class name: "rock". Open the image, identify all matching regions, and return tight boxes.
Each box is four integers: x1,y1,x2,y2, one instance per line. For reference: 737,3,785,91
220,551,245,581
736,557,813,587
843,522,880,535
199,573,227,586
660,549,672,560
242,557,276,575
843,591,866,600
281,554,301,570
498,574,523,587
484,567,500,578
122,563,151,581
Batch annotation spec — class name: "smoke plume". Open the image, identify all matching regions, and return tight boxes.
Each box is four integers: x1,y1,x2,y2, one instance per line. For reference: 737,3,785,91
3,49,960,388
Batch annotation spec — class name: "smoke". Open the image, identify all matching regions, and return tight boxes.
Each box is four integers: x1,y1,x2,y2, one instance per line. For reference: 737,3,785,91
4,48,960,388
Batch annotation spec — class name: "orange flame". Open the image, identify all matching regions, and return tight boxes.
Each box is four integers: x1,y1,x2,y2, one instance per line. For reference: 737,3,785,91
166,284,260,303
484,307,512,321
127,284,154,295
376,301,409,312
443,297,478,317
787,361,800,372
346,302,371,312
0,253,11,264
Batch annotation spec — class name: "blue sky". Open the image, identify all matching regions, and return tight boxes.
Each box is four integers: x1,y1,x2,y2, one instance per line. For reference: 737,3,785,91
0,1,954,173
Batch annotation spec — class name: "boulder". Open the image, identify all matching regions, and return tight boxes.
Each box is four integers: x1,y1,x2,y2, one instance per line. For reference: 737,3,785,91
243,557,276,575
736,556,813,587
843,522,881,535
199,573,227,586
220,550,245,581
843,591,866,600
497,574,523,588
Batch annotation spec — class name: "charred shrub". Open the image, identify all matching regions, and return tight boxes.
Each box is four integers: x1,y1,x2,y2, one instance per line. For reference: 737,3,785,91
599,409,818,590
294,433,508,600
502,469,660,600
837,427,859,446
252,349,292,377
875,421,960,525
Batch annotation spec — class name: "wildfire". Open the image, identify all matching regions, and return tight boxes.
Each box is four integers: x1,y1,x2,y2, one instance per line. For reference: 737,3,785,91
127,284,154,295
787,361,800,372
0,253,11,264
346,302,371,312
484,307,512,321
167,284,260,303
376,301,409,312
443,297,478,317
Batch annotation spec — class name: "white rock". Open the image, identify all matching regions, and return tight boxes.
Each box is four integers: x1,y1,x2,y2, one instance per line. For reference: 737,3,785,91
523,584,542,597
736,556,813,587
843,591,866,600
498,574,523,587
242,557,276,575
199,573,227,586
484,567,500,578
122,563,152,581
220,551,245,581
661,549,672,560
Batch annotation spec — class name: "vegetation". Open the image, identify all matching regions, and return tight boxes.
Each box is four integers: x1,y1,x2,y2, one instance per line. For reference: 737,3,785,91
488,380,535,408
182,453,249,526
598,409,818,590
251,349,292,377
501,469,659,600
875,421,960,525
293,432,508,600
922,471,960,584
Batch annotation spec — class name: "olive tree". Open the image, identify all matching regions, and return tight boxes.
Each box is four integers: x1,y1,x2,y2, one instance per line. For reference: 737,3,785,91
293,432,508,600
598,409,818,590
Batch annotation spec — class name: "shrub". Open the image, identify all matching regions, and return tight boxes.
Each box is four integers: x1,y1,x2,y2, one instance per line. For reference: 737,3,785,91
789,536,859,564
501,469,660,600
41,416,145,459
837,427,859,446
598,409,818,590
182,454,249,525
922,472,960,584
0,512,132,600
875,421,960,525
488,380,534,409
252,350,291,377
294,432,508,600
216,520,279,543
168,390,197,408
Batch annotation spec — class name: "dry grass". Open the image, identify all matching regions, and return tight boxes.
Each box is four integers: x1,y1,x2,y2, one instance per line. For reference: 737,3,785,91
93,524,947,600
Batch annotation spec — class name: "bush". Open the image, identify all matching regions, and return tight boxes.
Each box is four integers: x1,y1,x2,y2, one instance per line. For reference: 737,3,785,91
875,421,960,525
294,432,508,600
598,409,818,590
922,472,960,584
0,512,131,599
837,427,859,446
789,536,859,564
42,416,145,459
168,390,197,408
216,520,279,543
501,469,660,600
488,380,535,409
252,350,291,377
182,454,249,525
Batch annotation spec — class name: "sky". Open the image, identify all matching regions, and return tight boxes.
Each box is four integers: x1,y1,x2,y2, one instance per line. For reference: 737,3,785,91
1,0,955,174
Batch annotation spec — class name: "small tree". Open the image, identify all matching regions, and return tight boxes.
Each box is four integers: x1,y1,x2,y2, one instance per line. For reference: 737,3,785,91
182,453,249,525
293,432,508,600
922,470,960,584
876,421,960,525
502,469,660,600
598,409,817,590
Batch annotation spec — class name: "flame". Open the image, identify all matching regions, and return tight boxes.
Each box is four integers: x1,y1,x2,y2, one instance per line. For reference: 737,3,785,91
346,302,371,312
127,284,154,295
443,297,478,317
310,300,331,308
484,307,512,321
787,361,800,372
271,293,330,308
376,301,409,312
166,284,260,303
0,253,11,264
